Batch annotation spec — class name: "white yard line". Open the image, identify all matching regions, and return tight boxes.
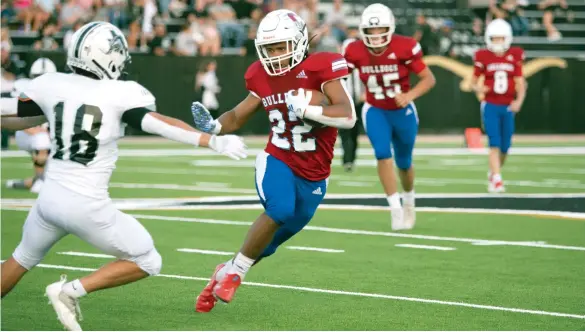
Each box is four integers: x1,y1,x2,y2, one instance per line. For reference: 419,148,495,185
109,183,256,194
395,244,456,251
2,146,584,158
285,246,344,253
57,251,115,258
176,248,233,256
3,261,582,320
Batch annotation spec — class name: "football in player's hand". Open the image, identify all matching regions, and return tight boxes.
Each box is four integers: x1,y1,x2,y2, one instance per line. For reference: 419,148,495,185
293,89,330,128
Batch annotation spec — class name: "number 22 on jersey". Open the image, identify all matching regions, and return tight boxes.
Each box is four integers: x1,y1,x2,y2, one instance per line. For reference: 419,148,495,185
367,73,402,100
52,101,103,166
269,109,316,152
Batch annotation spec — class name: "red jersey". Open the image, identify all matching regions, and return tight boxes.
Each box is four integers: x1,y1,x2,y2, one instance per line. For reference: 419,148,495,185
473,47,524,105
343,35,427,111
245,52,350,181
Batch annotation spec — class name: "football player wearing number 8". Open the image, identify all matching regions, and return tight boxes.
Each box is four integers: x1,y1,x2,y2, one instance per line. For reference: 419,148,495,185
471,19,526,193
343,3,436,231
0,21,247,331
191,9,355,312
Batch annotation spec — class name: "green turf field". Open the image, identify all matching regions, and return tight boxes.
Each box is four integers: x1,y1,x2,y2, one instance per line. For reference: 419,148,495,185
1,136,584,330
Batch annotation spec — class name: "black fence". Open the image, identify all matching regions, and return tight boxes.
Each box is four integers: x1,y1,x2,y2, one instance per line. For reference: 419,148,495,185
14,52,585,134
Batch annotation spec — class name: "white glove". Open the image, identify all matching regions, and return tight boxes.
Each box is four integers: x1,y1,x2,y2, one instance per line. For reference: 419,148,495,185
285,88,312,119
208,135,248,160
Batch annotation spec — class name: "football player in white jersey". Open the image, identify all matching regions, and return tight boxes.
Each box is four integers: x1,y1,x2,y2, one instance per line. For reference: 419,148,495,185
0,21,247,331
3,58,56,193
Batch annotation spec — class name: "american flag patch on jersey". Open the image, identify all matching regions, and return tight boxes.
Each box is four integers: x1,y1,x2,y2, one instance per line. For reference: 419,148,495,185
332,59,348,72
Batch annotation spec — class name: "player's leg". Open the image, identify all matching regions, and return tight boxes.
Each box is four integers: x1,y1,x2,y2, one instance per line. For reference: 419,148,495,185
481,102,504,192
196,152,295,310
499,107,516,174
1,204,67,297
6,129,50,192
42,200,161,330
362,104,403,229
340,102,362,172
391,103,419,230
259,175,327,259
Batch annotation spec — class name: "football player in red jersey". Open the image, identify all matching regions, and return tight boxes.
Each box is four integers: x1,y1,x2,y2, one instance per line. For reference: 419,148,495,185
471,19,526,193
190,9,356,311
343,4,435,231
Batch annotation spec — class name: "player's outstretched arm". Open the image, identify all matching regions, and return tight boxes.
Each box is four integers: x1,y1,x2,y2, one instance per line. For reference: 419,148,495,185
0,96,47,130
123,108,248,160
191,93,261,134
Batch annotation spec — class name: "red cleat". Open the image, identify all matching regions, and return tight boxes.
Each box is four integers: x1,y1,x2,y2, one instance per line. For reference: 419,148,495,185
195,263,225,313
213,273,242,303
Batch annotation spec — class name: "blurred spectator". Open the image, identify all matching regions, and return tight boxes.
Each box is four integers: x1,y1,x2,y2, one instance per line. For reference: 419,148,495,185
538,0,570,41
192,0,210,19
195,60,221,117
60,0,89,30
148,22,172,56
168,0,189,18
102,0,128,28
1,27,13,56
132,0,158,40
314,25,341,53
127,17,144,51
227,0,262,24
413,12,437,56
208,0,246,47
489,0,530,36
33,22,59,50
33,0,59,31
449,18,484,58
63,19,85,50
186,12,221,55
174,22,202,56
1,2,17,26
438,19,456,58
324,0,347,43
240,24,256,56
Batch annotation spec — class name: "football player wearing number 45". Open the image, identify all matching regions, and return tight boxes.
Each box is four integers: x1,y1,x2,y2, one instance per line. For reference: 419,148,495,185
191,9,355,312
0,21,247,331
471,19,526,193
343,3,436,231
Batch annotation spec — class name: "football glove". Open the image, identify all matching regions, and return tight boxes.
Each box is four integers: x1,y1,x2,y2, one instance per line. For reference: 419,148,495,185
208,135,248,160
191,102,219,134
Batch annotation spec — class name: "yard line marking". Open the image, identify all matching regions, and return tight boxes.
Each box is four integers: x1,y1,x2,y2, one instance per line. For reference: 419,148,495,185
109,182,256,194
4,146,582,158
395,244,456,251
177,248,233,256
285,246,345,253
2,208,584,250
4,261,583,320
57,251,115,258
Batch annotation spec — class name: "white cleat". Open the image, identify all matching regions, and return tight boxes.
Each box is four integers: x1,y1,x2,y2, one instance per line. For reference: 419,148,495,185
403,204,416,230
391,207,408,231
488,180,506,193
45,275,83,331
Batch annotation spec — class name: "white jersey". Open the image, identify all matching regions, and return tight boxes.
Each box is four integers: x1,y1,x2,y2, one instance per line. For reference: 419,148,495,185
21,72,155,199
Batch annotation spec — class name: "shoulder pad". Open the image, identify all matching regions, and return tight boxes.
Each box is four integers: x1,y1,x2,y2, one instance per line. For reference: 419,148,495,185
303,52,345,72
244,61,264,81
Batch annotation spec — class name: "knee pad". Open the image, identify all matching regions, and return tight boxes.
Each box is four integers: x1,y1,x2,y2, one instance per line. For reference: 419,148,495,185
129,248,162,276
12,244,41,270
395,155,413,170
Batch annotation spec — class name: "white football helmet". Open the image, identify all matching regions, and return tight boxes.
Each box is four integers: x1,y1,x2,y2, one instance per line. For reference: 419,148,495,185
67,21,130,80
485,19,513,53
29,58,57,78
360,3,396,48
255,10,309,76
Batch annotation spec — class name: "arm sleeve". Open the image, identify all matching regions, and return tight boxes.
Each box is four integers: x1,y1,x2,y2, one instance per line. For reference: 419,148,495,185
140,113,203,146
514,49,525,77
473,51,484,77
17,95,44,117
405,41,426,74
